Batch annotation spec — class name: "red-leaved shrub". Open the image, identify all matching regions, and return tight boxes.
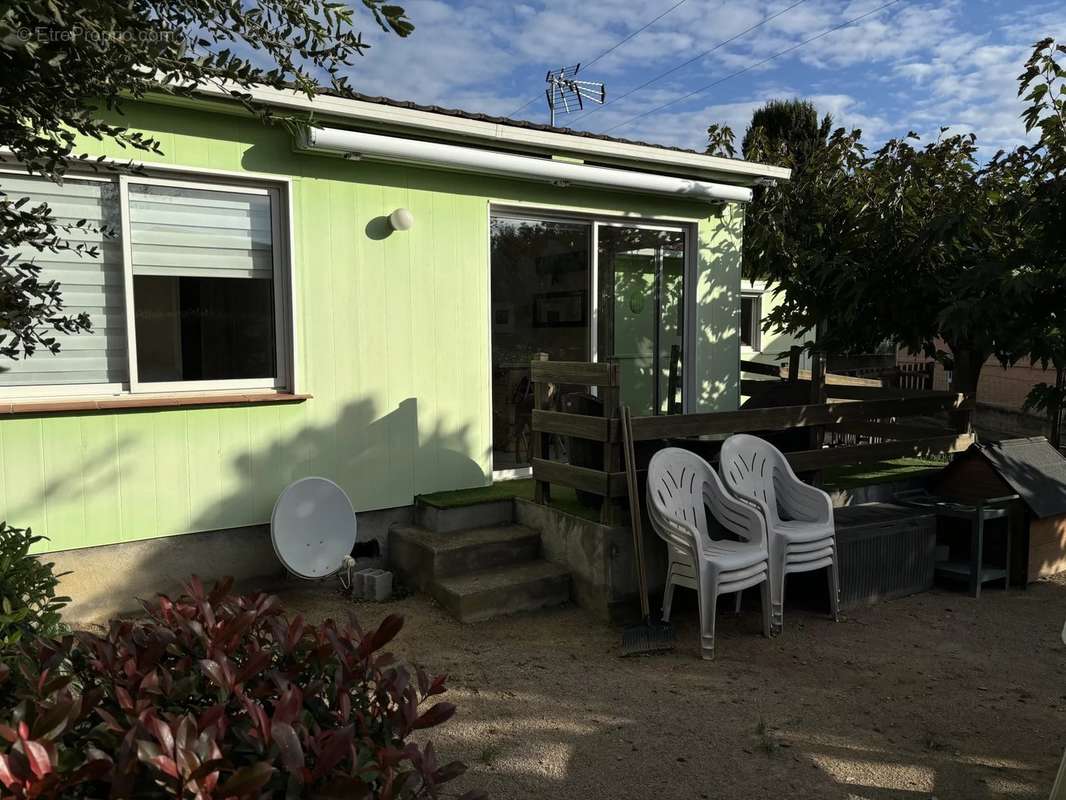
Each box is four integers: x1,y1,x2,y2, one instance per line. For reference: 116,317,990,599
0,577,482,799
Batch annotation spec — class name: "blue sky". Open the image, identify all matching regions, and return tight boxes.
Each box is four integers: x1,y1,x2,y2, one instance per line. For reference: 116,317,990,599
342,0,1065,157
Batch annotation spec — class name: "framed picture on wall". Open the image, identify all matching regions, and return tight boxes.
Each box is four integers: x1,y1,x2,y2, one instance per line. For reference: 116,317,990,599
532,290,587,328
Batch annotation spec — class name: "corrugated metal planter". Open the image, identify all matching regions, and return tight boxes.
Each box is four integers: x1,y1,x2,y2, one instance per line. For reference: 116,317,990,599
834,503,937,608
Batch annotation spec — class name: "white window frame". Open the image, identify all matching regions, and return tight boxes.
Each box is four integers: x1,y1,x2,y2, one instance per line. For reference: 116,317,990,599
740,291,763,353
120,174,289,394
0,164,295,399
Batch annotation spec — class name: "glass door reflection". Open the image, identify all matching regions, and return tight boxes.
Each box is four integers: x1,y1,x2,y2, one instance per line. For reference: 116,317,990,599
598,226,685,416
490,216,591,470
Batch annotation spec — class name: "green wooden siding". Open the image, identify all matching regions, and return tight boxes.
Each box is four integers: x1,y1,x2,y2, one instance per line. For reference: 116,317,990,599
0,101,742,553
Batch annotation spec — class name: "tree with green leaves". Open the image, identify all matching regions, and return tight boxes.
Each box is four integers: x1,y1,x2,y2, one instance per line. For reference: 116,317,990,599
0,0,412,362
749,126,1033,400
705,123,737,158
718,41,1060,423
726,103,865,350
864,131,1035,400
741,98,832,168
999,38,1066,445
711,99,838,344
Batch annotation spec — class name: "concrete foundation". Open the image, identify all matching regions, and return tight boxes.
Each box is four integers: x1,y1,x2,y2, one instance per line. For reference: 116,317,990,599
50,472,942,625
48,505,413,622
513,499,665,623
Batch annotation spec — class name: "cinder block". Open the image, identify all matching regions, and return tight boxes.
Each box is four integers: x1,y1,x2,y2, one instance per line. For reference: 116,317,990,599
351,568,378,599
366,570,393,602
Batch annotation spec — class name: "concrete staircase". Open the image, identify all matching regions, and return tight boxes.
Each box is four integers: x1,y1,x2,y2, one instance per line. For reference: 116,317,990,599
389,503,571,623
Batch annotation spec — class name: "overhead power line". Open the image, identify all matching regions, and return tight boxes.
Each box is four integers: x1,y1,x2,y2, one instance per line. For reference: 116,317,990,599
505,0,690,119
601,0,904,135
581,0,691,71
567,0,810,126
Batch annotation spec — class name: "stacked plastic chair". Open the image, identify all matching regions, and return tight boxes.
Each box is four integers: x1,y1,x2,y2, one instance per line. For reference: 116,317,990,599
646,447,771,660
719,434,839,634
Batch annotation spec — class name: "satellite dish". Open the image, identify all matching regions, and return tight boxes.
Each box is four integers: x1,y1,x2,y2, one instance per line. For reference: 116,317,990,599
271,477,357,579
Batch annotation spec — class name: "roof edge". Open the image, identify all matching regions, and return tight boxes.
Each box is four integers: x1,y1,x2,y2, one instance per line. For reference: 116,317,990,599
168,83,790,185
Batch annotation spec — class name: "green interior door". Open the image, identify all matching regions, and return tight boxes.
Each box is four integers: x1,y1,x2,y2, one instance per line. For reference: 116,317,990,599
598,226,685,416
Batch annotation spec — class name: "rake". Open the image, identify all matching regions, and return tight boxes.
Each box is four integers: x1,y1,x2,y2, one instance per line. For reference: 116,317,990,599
620,404,675,656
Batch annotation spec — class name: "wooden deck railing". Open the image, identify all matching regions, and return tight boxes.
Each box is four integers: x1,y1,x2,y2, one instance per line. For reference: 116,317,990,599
529,354,626,524
531,352,974,522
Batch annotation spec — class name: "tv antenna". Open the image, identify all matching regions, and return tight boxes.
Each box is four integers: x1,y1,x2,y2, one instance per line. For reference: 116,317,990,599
545,64,606,126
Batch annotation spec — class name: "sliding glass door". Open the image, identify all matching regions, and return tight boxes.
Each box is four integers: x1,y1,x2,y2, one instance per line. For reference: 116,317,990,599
597,225,686,417
490,216,591,470
489,212,687,472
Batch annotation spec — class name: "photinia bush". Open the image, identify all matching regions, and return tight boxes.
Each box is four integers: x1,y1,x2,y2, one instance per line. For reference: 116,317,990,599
0,577,483,799
0,522,69,653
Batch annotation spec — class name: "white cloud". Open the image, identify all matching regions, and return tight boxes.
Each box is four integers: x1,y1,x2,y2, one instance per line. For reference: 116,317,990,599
333,0,1064,157
598,89,888,153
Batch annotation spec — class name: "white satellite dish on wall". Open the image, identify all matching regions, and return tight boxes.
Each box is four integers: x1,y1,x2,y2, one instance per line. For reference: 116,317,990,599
271,477,357,579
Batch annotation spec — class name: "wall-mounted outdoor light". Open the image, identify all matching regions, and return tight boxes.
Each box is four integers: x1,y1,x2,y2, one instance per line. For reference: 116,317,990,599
389,208,414,231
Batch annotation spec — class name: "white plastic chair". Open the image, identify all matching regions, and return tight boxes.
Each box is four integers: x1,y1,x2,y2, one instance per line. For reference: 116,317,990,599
719,434,840,634
646,447,772,660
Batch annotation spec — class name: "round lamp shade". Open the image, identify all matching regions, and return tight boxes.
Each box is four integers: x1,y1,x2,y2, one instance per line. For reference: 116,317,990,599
389,207,414,231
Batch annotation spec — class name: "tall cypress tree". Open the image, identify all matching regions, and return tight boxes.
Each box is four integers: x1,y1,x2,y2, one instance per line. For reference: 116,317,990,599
742,98,831,168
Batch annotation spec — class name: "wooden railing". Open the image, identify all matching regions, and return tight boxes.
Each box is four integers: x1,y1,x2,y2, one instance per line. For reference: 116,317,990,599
531,352,974,522
758,358,935,389
529,354,626,524
741,353,936,401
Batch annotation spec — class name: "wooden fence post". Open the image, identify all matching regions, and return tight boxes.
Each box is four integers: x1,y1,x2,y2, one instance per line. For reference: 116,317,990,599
600,360,623,526
809,351,827,405
788,346,802,383
923,361,936,392
532,352,551,504
808,351,827,484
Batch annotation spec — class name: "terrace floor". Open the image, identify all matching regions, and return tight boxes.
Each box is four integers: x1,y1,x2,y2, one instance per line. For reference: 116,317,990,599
279,574,1065,800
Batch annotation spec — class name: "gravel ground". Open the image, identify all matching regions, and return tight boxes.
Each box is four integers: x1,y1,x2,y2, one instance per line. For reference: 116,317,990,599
271,576,1066,800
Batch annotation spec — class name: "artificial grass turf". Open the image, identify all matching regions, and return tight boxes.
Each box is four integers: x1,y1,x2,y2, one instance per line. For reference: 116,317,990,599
820,457,947,490
418,479,602,522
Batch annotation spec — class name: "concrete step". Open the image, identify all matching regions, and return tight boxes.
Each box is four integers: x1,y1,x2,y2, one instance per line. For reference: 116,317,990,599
432,561,572,623
414,498,514,533
389,523,541,590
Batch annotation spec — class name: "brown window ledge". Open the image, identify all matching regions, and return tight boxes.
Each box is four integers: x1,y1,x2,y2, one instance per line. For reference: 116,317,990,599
0,391,311,416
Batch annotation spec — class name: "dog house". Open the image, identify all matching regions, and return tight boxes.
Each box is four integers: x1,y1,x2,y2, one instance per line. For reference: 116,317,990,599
932,437,1066,583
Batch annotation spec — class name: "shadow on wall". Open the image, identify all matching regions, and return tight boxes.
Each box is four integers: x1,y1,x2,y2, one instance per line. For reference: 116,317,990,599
53,397,485,619
187,396,485,529
365,216,393,241
694,203,744,410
